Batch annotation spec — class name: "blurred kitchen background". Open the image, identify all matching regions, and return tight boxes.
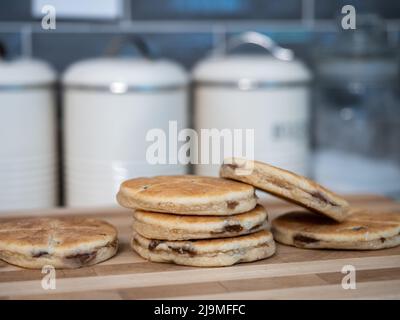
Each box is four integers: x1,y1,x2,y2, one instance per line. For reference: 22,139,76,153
0,0,399,210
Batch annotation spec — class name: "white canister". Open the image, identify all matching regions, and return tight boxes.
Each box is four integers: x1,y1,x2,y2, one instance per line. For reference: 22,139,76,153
192,32,312,177
63,57,188,207
0,58,57,211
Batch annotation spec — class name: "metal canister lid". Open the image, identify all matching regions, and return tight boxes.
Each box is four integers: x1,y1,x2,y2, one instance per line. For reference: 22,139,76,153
62,57,188,93
63,36,187,93
192,32,311,89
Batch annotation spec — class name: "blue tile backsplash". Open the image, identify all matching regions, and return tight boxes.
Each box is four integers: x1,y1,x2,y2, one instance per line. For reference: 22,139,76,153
0,0,399,70
0,0,33,22
0,32,22,59
31,32,214,71
130,0,302,20
315,0,400,19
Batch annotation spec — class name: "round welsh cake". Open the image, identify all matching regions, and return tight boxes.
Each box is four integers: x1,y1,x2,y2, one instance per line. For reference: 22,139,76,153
220,158,350,222
131,229,275,267
117,175,257,215
272,210,400,250
133,204,268,241
0,218,118,269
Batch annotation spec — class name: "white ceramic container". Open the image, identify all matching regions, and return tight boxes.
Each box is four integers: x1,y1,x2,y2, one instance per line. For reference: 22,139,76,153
62,57,188,207
192,32,312,177
0,58,57,211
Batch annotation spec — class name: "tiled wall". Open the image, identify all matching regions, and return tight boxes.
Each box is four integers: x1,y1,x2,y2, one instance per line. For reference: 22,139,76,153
0,0,399,71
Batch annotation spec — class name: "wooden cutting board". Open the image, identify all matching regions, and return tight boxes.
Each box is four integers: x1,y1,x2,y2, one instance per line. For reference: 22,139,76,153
0,194,399,300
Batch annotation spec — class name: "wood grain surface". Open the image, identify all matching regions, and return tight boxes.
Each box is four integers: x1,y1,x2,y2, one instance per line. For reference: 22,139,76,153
0,194,399,300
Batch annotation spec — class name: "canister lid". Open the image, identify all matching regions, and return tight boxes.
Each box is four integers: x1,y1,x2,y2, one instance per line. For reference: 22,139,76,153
193,32,311,86
0,58,56,86
192,54,311,84
62,58,188,89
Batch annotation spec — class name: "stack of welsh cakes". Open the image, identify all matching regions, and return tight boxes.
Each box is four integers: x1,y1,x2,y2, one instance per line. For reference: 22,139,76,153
116,176,275,267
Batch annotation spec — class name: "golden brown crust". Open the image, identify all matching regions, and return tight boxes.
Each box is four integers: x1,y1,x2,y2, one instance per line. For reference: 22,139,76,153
133,229,273,252
271,210,400,250
220,158,350,222
117,175,257,215
0,218,118,269
132,204,268,240
131,230,276,267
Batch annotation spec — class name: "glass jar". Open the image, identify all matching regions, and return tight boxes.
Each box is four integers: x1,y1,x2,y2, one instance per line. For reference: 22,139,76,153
313,15,400,197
